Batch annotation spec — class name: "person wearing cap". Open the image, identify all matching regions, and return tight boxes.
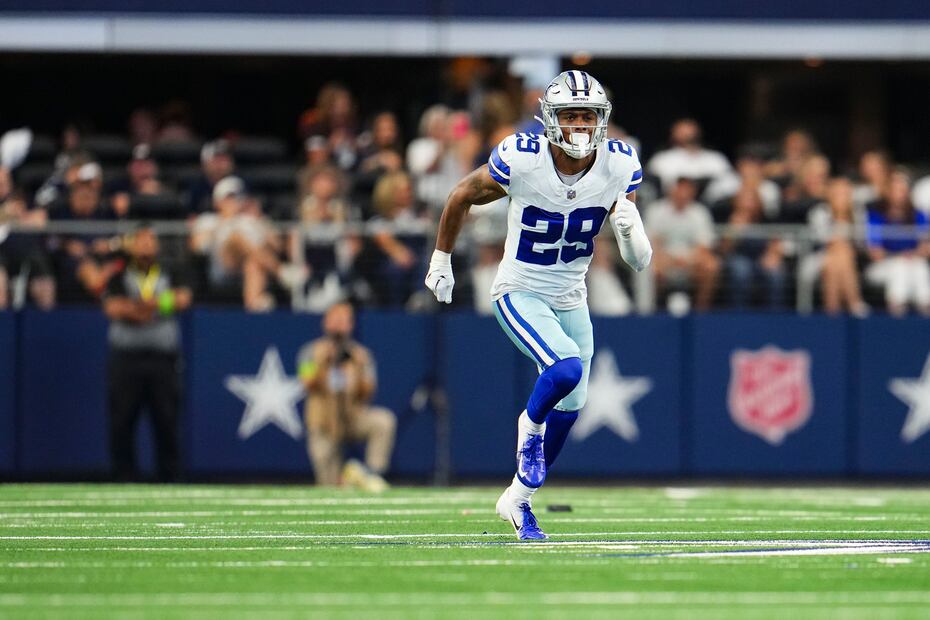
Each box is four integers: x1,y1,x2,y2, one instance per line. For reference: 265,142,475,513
103,223,191,481
109,143,164,217
189,175,305,311
184,139,236,214
47,161,124,303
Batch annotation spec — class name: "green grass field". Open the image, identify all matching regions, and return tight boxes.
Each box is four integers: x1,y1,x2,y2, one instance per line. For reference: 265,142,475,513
1,484,930,619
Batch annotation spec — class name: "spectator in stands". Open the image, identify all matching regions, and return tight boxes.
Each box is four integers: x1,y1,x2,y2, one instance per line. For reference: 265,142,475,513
864,169,930,316
363,171,428,307
353,111,405,219
185,140,236,214
298,302,395,490
0,167,54,309
34,148,95,210
765,128,819,187
515,85,545,135
406,105,469,214
103,223,191,481
467,202,507,314
704,148,782,222
853,149,892,212
295,135,334,202
802,176,868,316
288,166,356,311
719,187,787,309
646,118,732,194
127,108,159,146
911,172,930,216
189,176,304,311
298,83,359,171
644,177,720,311
587,229,633,317
472,91,517,168
157,100,196,143
47,162,124,303
109,144,164,218
781,154,831,223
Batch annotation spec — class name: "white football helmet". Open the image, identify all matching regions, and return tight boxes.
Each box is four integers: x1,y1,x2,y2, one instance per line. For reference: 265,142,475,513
536,70,611,159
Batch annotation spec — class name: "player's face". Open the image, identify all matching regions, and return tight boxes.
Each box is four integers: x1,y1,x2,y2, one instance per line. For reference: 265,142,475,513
556,108,598,142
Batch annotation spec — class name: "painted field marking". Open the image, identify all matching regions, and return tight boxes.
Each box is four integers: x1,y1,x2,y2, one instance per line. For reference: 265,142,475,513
2,591,930,607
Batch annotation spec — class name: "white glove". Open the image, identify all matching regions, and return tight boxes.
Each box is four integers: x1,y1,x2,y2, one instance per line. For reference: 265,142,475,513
610,197,652,272
610,197,642,238
424,249,454,304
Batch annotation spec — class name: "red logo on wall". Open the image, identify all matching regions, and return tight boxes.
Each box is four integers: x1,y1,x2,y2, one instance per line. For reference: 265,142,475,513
727,346,813,445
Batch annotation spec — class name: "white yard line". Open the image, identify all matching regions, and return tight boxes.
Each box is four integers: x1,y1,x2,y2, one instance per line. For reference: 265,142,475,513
1,591,930,606
2,530,930,541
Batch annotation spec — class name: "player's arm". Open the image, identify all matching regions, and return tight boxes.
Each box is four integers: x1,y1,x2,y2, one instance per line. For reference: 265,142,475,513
436,165,506,252
609,190,653,272
425,165,507,303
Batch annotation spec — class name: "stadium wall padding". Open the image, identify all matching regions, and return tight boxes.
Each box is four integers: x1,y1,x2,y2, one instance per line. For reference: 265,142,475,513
7,309,930,479
3,0,928,20
0,312,14,472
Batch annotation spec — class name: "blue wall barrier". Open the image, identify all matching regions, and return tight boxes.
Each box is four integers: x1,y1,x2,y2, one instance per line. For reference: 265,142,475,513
3,0,929,20
689,315,850,475
857,317,930,476
0,312,14,472
6,309,930,479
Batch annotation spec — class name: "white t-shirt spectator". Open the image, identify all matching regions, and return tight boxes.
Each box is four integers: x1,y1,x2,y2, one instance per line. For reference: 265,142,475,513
647,147,732,193
644,199,716,258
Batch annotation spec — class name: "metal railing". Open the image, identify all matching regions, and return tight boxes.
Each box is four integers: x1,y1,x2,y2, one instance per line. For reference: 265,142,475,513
3,219,929,314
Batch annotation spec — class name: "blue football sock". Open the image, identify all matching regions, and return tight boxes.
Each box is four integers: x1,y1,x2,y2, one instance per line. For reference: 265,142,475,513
544,409,578,467
526,357,583,424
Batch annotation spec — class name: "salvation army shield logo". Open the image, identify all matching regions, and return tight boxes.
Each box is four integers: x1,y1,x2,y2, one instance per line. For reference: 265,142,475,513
727,346,813,445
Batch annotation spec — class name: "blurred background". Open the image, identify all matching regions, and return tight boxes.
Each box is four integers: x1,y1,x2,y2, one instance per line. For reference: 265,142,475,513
2,1,930,483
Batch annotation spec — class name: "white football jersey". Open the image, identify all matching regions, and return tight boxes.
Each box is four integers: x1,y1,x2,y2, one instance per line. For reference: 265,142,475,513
487,133,643,310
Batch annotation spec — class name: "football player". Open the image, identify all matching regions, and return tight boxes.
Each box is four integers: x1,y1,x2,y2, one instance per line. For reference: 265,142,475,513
425,71,652,539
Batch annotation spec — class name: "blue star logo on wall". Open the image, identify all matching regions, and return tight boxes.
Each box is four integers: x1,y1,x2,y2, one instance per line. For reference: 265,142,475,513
572,349,652,443
888,353,930,444
225,347,306,441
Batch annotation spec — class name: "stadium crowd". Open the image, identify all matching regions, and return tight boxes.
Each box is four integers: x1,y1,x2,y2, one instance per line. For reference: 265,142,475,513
1,77,929,317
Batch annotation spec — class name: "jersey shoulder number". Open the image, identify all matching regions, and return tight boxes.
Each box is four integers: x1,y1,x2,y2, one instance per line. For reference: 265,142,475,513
605,138,642,194
488,133,543,190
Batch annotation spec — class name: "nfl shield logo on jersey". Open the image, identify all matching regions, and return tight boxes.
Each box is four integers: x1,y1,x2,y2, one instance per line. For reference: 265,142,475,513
727,346,813,445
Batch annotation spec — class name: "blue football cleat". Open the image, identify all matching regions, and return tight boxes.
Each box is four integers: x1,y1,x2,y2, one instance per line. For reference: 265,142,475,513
496,489,548,540
516,433,546,488
515,503,548,540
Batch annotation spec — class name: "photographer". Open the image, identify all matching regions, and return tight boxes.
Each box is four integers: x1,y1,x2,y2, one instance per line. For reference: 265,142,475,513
298,302,395,490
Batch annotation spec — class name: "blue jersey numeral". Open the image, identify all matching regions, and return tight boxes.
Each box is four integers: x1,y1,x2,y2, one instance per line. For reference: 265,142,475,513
516,206,563,265
516,206,609,265
560,207,609,263
607,139,633,156
515,133,540,154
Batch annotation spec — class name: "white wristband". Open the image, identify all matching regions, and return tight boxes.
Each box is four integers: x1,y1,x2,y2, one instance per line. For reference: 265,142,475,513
430,249,452,267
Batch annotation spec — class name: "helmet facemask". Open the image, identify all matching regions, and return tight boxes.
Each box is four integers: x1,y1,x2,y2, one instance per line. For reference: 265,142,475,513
537,102,611,159
534,71,612,160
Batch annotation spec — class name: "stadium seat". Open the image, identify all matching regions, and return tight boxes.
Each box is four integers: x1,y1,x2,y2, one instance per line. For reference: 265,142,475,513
128,193,185,220
162,163,205,190
151,140,204,164
231,137,287,163
269,193,298,221
240,163,299,193
80,134,133,163
102,165,129,188
23,134,57,163
13,163,55,194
